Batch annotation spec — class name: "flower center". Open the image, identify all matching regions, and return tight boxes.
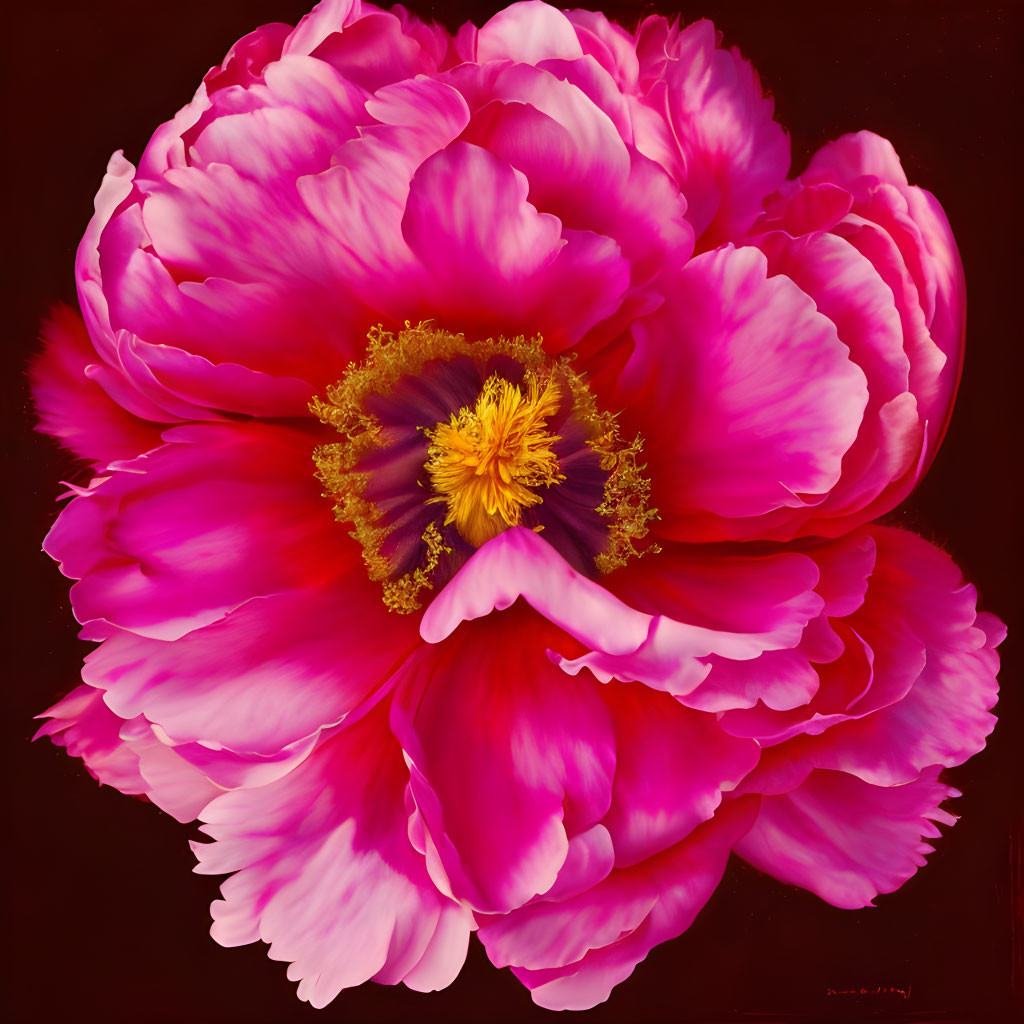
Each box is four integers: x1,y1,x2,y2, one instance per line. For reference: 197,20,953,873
310,324,656,613
424,373,565,547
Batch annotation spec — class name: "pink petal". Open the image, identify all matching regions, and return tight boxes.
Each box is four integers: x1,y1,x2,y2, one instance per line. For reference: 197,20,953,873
192,702,472,1006
101,171,358,390
113,332,313,419
477,1,584,64
391,605,616,914
35,685,147,797
535,824,615,903
493,796,760,1010
604,545,825,711
305,9,442,92
902,184,966,442
733,528,1001,788
799,131,964,470
616,245,868,539
30,306,163,465
803,130,909,190
184,55,367,181
297,75,470,312
634,18,789,246
283,0,360,58
116,718,224,822
460,62,692,287
35,684,219,822
756,231,918,519
600,683,759,866
606,546,823,637
423,528,820,699
736,768,958,909
75,150,136,357
564,9,640,91
402,140,629,350
82,574,419,756
44,422,344,641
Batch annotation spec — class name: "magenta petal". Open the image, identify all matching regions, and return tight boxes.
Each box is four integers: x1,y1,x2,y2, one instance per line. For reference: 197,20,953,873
185,56,365,182
298,75,471,316
789,130,966,492
754,231,918,525
804,130,910,190
36,685,219,822
461,62,692,286
477,1,584,64
283,0,360,58
495,795,760,1010
618,245,868,539
30,306,163,465
404,142,561,290
564,9,640,91
402,141,629,348
44,422,345,641
114,333,314,419
600,683,759,865
736,768,957,909
535,824,615,903
423,528,820,698
192,702,472,1006
421,526,650,652
392,606,616,914
733,527,1001,788
75,150,135,357
634,18,789,246
35,685,148,796
82,578,419,756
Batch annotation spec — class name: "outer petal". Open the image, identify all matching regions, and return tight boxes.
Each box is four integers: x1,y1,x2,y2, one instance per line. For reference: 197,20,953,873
35,684,219,822
736,768,958,909
298,6,444,91
476,1,584,64
35,685,147,796
634,17,789,246
30,306,163,465
75,150,135,359
43,422,342,641
81,578,419,756
732,528,1001,787
486,796,760,1011
192,702,472,1006
763,130,966,514
563,8,640,92
748,230,923,538
615,246,868,540
283,0,361,58
182,56,366,182
392,604,616,914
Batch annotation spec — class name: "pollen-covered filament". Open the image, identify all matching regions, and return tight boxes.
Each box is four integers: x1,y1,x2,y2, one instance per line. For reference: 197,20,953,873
425,373,565,547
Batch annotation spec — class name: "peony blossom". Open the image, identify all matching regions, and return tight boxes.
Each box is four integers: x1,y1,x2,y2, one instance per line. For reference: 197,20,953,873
32,0,1002,1012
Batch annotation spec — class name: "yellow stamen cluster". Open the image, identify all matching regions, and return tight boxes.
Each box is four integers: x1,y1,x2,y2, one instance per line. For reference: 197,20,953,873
424,373,565,547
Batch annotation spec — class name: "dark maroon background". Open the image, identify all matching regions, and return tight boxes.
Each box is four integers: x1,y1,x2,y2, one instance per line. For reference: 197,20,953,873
3,2,1021,1021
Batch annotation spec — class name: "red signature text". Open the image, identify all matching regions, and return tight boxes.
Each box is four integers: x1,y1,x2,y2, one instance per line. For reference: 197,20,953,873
826,984,911,999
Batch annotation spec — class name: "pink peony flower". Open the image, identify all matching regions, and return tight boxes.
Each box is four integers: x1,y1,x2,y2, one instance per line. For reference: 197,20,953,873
32,0,1002,1012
